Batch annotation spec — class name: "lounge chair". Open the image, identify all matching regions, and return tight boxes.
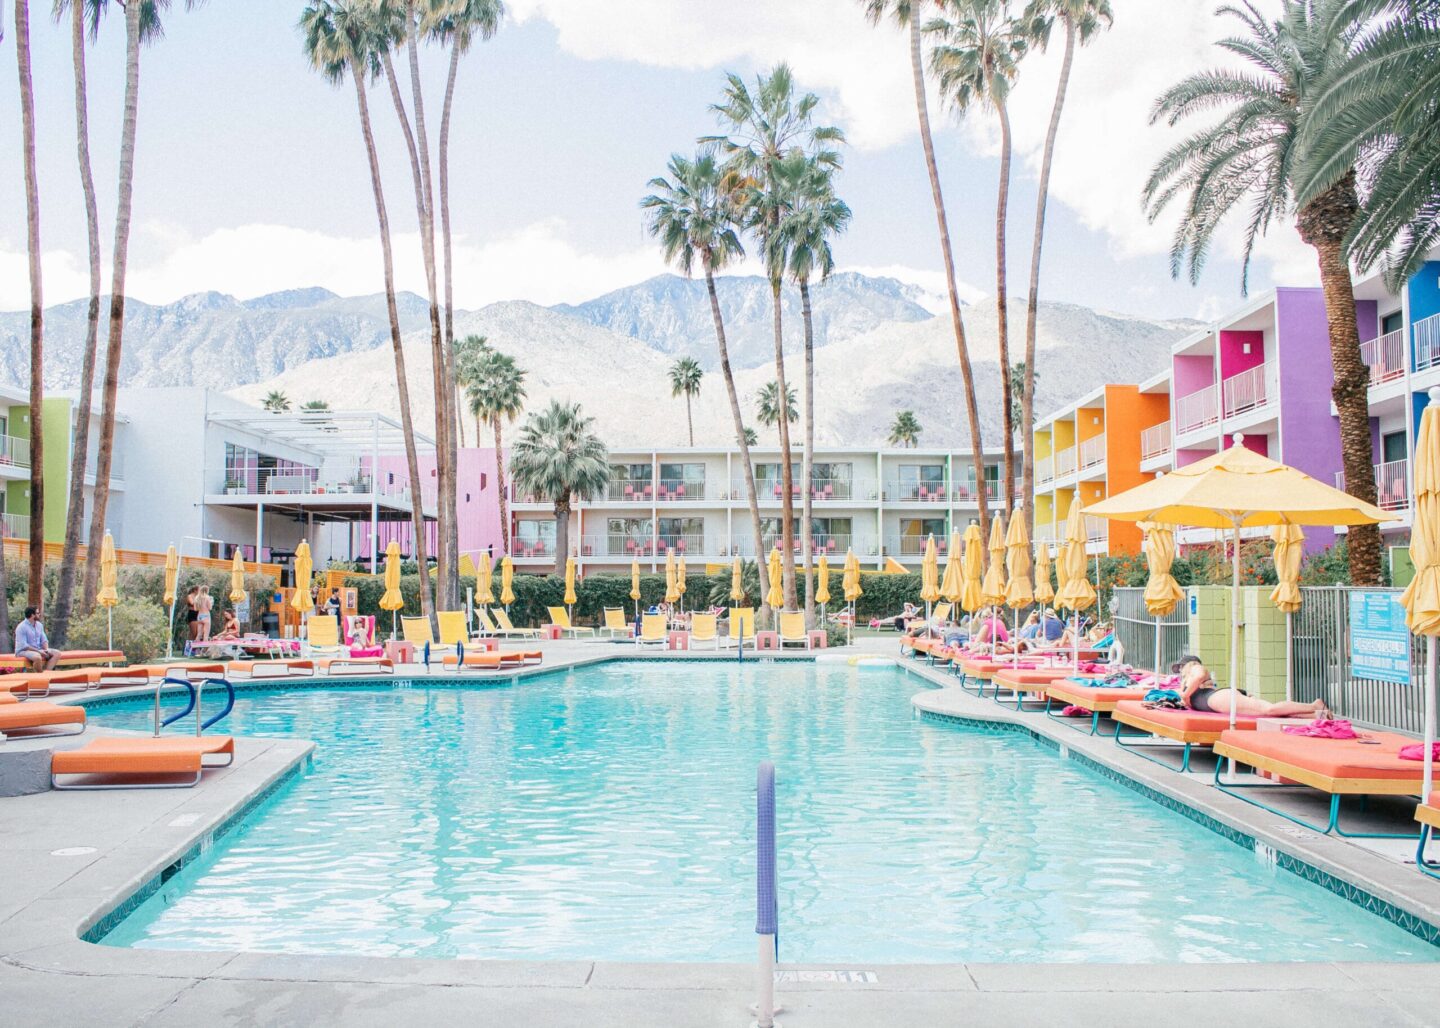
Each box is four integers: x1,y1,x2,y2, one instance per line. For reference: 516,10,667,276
130,662,229,682
0,648,123,672
0,691,86,740
778,612,810,650
1111,700,1258,773
1213,728,1426,838
600,607,632,639
0,670,95,699
402,616,439,669
303,618,393,674
441,651,517,672
437,610,472,648
317,656,394,675
226,659,316,679
1416,800,1440,879
636,613,667,647
546,607,595,638
491,610,541,638
723,607,755,649
51,735,235,790
1039,676,1145,735
306,616,347,658
690,613,720,650
989,665,1080,711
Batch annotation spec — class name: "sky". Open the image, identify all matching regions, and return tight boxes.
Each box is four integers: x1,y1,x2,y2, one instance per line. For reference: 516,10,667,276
0,0,1319,322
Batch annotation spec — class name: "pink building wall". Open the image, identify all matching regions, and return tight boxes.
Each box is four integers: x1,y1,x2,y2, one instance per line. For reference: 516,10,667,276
352,447,505,565
1172,353,1214,399
1218,330,1264,379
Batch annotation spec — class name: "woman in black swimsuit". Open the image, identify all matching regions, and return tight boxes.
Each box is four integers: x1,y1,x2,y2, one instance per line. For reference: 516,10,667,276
185,586,200,642
1174,656,1328,718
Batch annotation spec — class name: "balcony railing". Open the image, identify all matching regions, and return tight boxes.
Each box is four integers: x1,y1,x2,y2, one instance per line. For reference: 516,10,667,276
1221,363,1270,418
1034,523,1056,543
1086,518,1109,545
1035,454,1053,485
1140,421,1171,462
730,536,876,557
1176,384,1219,435
605,478,655,502
887,535,952,557
1079,434,1106,471
1416,313,1440,372
1362,329,1406,385
512,537,556,559
883,481,950,503
212,467,413,502
0,435,30,469
1336,459,1410,512
1,512,29,539
1053,446,1077,477
951,481,1007,504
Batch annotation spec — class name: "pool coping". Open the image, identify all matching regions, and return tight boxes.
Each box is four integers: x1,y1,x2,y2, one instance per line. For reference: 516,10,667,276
7,646,1440,1026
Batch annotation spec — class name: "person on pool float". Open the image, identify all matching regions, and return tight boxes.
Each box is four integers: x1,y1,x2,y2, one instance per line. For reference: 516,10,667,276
1173,655,1328,718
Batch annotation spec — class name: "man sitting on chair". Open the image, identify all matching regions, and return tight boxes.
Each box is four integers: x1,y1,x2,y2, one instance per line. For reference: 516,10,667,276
15,606,60,671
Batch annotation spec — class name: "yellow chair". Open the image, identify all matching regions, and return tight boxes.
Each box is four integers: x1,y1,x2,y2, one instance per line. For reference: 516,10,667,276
779,612,811,650
492,609,541,638
474,607,498,636
690,613,719,649
600,607,631,639
636,613,667,647
437,610,471,647
725,607,755,647
932,601,954,626
401,615,437,671
546,606,596,638
305,616,344,657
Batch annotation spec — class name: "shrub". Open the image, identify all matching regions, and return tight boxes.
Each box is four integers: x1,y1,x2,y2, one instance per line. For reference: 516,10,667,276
67,598,170,663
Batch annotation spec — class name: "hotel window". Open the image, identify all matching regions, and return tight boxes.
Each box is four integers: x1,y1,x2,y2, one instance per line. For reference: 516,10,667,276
898,517,945,555
657,516,704,552
658,462,705,499
755,462,801,497
607,517,653,555
1382,311,1404,335
897,464,944,500
609,462,653,500
810,462,853,499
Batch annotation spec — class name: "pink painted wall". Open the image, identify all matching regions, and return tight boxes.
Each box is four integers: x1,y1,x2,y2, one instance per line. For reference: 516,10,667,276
1172,354,1214,399
1231,433,1270,457
353,447,504,565
1219,329,1264,379
1175,447,1216,468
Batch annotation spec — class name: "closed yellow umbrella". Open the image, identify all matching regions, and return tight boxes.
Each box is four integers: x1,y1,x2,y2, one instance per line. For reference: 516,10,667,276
766,546,784,610
960,523,984,614
1003,512,1033,610
476,552,494,606
664,549,679,604
730,557,745,604
564,556,578,607
1405,390,1440,803
98,532,119,651
920,535,940,604
291,539,314,616
1033,543,1054,608
815,554,831,606
980,516,1007,608
842,549,862,603
939,530,963,604
163,544,179,608
500,555,515,606
379,540,403,639
1141,521,1184,675
677,555,687,600
229,549,247,605
1269,524,1304,615
1054,505,1096,613
630,558,642,618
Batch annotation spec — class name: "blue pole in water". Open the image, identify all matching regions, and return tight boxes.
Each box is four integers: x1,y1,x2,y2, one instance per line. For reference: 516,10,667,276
755,760,777,1027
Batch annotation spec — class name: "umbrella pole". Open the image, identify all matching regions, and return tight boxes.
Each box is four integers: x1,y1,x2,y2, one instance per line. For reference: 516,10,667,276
167,599,176,660
107,607,113,652
1154,616,1162,679
1285,611,1294,704
1426,637,1436,806
1228,521,1241,733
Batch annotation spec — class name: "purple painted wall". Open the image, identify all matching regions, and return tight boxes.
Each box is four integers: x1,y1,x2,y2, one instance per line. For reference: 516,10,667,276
1172,353,1214,399
1275,287,1340,551
1219,330,1264,379
1356,299,1378,344
353,447,503,564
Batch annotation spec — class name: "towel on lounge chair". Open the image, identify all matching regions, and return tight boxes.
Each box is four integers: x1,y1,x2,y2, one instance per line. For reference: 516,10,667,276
1401,742,1440,761
1282,719,1357,739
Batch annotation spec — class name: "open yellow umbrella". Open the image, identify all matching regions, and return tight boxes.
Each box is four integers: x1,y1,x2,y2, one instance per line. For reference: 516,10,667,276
1141,521,1184,676
291,539,314,617
766,547,784,611
229,549,247,605
500,555,515,606
960,523,984,614
379,540,403,639
564,556,578,616
1089,436,1393,728
98,532,119,650
476,553,494,606
163,543,180,658
730,557,745,604
1404,389,1440,803
919,536,940,625
1033,543,1054,608
815,554,831,608
939,530,963,604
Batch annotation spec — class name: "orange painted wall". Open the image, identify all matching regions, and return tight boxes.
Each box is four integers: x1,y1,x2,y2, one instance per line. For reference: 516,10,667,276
1103,385,1171,555
1076,407,1105,443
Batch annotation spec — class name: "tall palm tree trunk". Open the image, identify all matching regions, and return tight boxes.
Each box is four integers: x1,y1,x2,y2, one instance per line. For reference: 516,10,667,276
14,0,43,609
993,94,1016,518
685,393,694,446
771,280,798,609
52,0,102,641
1021,15,1075,538
438,39,466,562
492,416,511,554
907,15,989,539
1298,174,1380,585
705,266,770,617
350,59,434,622
552,499,569,575
84,0,141,609
800,279,816,628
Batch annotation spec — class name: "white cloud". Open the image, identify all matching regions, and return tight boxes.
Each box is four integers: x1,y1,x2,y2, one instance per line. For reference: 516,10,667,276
844,262,984,313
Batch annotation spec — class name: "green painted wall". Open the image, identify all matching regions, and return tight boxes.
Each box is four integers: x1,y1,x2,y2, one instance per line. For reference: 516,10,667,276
41,398,73,543
1187,585,1288,699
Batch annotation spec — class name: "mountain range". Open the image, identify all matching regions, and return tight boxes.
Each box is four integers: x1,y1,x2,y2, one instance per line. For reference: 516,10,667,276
0,273,1199,448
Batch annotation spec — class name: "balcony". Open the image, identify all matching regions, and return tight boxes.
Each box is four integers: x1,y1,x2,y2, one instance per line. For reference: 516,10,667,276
512,537,556,560
745,480,865,503
1140,421,1171,462
883,481,950,503
886,535,952,558
212,467,413,502
1,512,29,539
0,435,30,469
1416,313,1440,372
1362,329,1406,385
1079,434,1106,471
1035,454,1053,485
951,481,1008,504
1175,384,1219,435
1053,446,1077,478
604,478,655,502
1034,523,1056,543
1221,364,1271,418
1337,459,1410,512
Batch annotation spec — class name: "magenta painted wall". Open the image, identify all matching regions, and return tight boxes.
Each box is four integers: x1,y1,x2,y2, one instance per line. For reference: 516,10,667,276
1275,287,1340,551
1231,433,1269,457
353,447,504,564
1172,353,1214,399
1218,330,1264,379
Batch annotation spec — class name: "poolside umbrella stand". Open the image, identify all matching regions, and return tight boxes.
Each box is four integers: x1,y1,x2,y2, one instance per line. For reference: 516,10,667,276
1003,513,1034,662
163,543,179,659
766,547,784,615
1086,436,1393,742
97,532,120,651
960,523,983,620
1055,504,1097,669
920,535,940,626
665,549,680,609
1141,521,1184,677
379,540,404,640
292,539,315,642
981,517,1007,651
1034,540,1054,610
940,530,964,609
229,549,247,608
1269,524,1305,702
842,548,862,647
564,556,578,624
815,554,831,625
477,553,494,612
632,558,643,622
1403,389,1440,820
500,555,515,611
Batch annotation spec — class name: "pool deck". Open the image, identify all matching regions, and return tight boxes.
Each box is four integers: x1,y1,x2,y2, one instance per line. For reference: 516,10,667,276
7,642,1440,1026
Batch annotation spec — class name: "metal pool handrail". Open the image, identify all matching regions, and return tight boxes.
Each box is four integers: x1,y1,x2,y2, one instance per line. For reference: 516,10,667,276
153,675,236,736
755,760,777,1028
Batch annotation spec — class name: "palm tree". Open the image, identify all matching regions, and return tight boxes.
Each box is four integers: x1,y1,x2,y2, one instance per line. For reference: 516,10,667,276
1007,360,1030,427
263,391,292,412
50,0,108,641
708,63,844,611
1144,1,1381,584
465,342,526,556
668,357,704,445
1017,0,1111,536
642,151,774,612
300,399,331,412
13,0,43,608
772,150,852,626
452,331,492,447
509,400,609,573
756,381,798,437
1297,1,1440,284
889,410,923,447
742,426,759,447
301,0,434,621
861,0,992,540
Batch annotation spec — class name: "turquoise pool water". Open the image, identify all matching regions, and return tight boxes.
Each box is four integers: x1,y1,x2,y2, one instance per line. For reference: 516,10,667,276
92,662,1436,963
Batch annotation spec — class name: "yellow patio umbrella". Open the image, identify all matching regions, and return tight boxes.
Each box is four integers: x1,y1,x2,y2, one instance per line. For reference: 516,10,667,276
815,554,831,608
960,523,984,614
1054,504,1096,668
97,531,119,650
766,546,784,611
500,555,515,607
1141,521,1184,676
564,555,578,619
1089,437,1393,729
163,543,180,658
379,540,403,639
1003,512,1033,611
842,549,862,603
978,517,1006,644
1269,523,1305,704
729,557,745,604
919,536,940,625
291,539,314,618
1404,389,1440,803
664,548,679,604
631,558,643,618
475,552,494,606
676,555,688,613
939,530,964,604
1033,543,1054,608
229,549,247,605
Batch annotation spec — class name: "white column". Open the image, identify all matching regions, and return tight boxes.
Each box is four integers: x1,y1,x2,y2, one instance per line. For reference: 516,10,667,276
255,502,264,562
371,414,380,574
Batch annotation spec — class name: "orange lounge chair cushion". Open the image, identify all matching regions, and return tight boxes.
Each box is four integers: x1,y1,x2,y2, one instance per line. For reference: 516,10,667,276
1215,728,1424,782
132,663,229,679
1418,800,1440,831
992,667,1078,690
0,670,95,695
52,736,234,775
1042,680,1148,710
226,660,314,673
442,652,504,668
1112,700,1258,741
0,649,123,669
0,702,85,730
318,656,393,670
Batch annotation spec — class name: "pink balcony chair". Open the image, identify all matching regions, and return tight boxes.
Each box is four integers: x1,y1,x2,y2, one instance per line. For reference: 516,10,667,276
643,484,653,500
676,484,686,499
624,484,634,500
824,483,834,499
774,483,783,498
676,538,686,552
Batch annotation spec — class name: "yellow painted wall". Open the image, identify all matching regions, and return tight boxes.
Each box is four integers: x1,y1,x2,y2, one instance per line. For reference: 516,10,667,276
1053,419,1076,452
1033,428,1053,460
1076,406,1105,443
1055,487,1074,519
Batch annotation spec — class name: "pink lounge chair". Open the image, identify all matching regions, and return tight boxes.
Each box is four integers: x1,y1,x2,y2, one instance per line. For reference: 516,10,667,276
624,484,634,500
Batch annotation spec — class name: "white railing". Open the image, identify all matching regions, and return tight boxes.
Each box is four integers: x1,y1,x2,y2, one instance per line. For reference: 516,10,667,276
1362,329,1406,385
1035,454,1053,484
1337,459,1410,512
212,467,413,502
1,512,29,539
0,435,30,469
1416,313,1440,371
1086,518,1109,545
1079,434,1106,470
1053,446,1077,477
1035,523,1056,542
1176,384,1219,434
883,480,950,503
887,535,953,557
1221,363,1270,417
1140,421,1171,461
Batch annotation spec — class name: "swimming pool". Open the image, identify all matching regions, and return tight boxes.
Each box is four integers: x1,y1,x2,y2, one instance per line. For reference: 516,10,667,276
91,661,1437,963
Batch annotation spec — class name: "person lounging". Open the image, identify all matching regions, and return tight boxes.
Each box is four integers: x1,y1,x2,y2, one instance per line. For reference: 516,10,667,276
1173,655,1328,718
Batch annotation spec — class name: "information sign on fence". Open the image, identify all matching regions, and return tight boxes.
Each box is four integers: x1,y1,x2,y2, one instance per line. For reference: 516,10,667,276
1348,590,1410,685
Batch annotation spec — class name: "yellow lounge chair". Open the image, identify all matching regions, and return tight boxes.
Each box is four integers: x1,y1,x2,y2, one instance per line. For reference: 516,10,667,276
600,607,632,639
636,612,667,647
546,606,595,638
437,610,471,647
474,607,499,636
306,616,346,657
690,612,719,650
402,616,438,670
724,607,755,648
931,602,953,626
492,609,541,638
779,612,811,650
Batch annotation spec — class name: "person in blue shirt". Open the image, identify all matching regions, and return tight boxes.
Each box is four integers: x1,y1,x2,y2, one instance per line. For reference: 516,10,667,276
1040,609,1065,642
15,606,60,671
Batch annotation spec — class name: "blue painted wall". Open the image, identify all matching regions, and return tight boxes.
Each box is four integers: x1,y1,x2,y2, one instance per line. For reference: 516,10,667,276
1409,260,1440,326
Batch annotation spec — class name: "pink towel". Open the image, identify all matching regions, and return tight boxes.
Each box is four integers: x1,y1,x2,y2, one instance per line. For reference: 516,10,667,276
1281,718,1357,739
1399,743,1440,761
1061,705,1092,717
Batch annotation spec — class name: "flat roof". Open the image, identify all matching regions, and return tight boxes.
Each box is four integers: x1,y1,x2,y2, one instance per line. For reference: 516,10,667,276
206,409,435,459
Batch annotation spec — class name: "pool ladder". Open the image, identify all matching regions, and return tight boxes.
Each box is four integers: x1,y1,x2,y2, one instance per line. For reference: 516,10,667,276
152,675,236,737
